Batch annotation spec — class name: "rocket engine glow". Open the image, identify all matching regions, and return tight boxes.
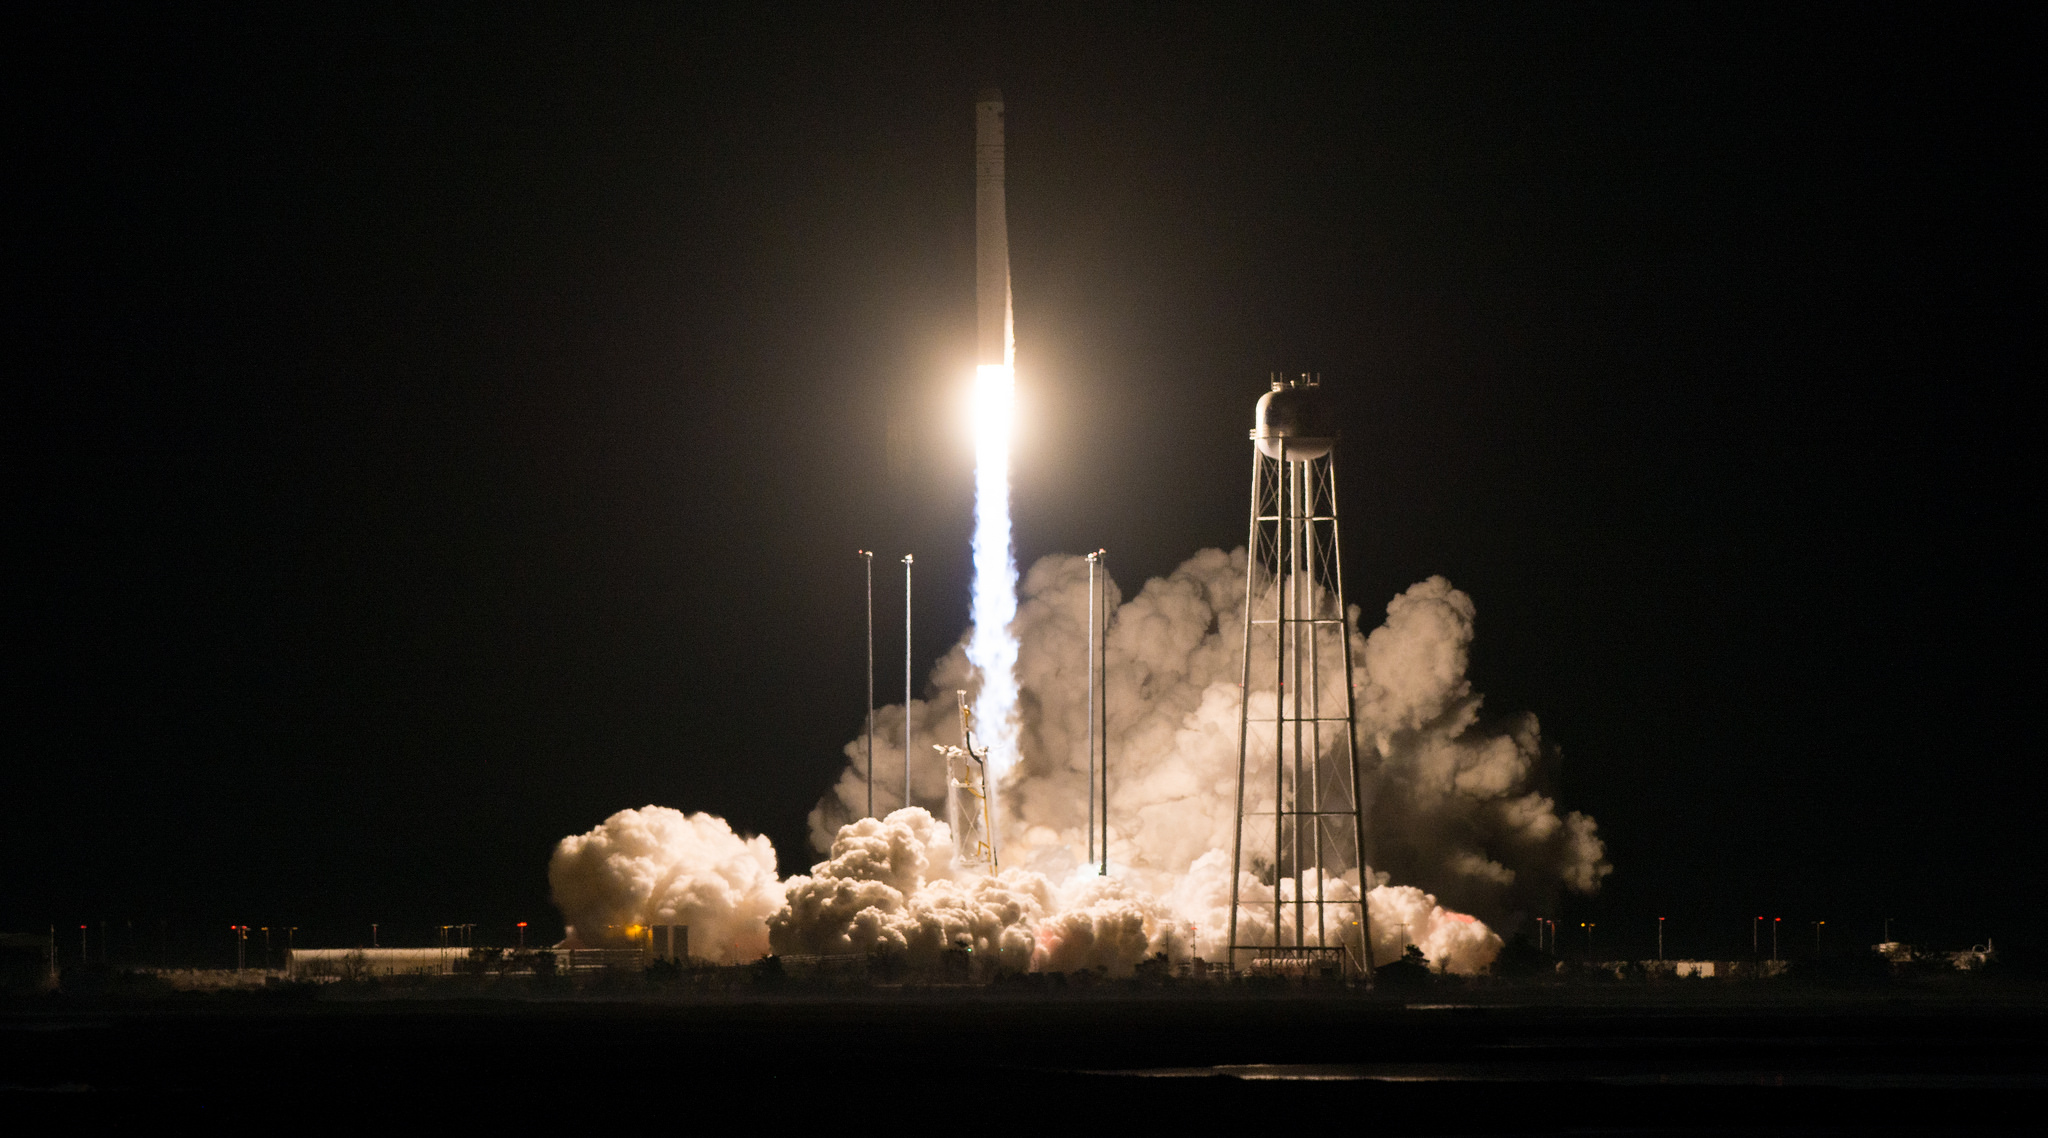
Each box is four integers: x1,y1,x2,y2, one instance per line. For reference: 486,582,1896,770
969,361,1018,783
968,89,1021,792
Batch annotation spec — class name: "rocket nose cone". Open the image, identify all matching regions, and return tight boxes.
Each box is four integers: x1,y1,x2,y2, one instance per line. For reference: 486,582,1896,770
977,86,1003,104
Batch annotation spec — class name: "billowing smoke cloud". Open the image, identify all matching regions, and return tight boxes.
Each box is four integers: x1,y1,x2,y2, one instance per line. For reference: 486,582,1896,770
552,552,1606,976
548,807,784,963
772,807,1189,975
1355,576,1613,917
1157,850,1501,974
808,550,1611,950
550,803,1503,976
763,807,1499,975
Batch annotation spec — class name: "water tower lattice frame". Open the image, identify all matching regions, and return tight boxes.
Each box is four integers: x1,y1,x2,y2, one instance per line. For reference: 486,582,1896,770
1226,377,1376,980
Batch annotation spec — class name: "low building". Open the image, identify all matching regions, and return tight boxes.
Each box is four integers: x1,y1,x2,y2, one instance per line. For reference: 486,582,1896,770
286,945,647,979
288,947,467,978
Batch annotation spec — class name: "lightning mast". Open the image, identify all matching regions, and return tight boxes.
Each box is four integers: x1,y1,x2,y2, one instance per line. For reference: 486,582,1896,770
861,549,875,818
904,553,914,810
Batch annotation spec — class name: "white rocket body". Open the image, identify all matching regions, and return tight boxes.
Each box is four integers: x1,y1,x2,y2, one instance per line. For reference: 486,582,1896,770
975,90,1012,367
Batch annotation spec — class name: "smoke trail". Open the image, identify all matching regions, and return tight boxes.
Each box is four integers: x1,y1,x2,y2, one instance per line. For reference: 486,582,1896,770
967,363,1020,788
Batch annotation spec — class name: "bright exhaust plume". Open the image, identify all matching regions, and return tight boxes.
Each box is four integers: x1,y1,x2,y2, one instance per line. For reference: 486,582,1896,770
967,362,1021,795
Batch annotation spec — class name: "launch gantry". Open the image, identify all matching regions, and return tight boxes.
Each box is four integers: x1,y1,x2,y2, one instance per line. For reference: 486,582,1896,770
937,690,999,872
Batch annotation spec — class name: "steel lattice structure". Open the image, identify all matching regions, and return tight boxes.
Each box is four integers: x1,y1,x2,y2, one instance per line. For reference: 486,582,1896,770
1227,375,1376,981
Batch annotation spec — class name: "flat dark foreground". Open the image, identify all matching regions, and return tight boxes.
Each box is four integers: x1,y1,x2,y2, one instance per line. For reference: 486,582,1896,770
6,990,2044,1132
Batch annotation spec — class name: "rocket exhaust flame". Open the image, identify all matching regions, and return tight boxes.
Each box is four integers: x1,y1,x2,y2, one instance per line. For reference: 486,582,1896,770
968,360,1019,788
968,89,1022,821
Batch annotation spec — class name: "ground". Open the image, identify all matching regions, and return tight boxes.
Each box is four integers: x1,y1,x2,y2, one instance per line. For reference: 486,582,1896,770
5,985,2044,1129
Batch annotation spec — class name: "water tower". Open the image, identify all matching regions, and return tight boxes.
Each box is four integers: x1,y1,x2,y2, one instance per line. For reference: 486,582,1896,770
1226,374,1376,980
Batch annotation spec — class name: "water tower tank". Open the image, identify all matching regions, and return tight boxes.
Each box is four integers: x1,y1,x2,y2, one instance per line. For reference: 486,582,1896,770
1251,375,1336,460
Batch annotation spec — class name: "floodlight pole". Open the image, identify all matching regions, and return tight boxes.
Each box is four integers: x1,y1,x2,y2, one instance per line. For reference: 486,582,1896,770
1097,549,1108,877
861,550,875,818
903,554,914,811
1086,552,1097,866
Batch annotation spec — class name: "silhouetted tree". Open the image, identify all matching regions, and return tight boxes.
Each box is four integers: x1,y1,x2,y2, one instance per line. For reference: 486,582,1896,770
1376,944,1433,989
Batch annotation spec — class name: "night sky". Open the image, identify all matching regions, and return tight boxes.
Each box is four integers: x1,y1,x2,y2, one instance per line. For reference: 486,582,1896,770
6,5,2036,961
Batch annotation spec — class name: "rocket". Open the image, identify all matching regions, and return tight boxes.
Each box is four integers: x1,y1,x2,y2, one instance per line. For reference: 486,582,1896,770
975,88,1011,368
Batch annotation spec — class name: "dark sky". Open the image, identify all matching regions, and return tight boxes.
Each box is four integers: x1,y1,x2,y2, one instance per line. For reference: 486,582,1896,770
5,4,2036,960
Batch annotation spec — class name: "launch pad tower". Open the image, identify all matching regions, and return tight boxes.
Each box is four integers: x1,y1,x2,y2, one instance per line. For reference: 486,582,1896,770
1226,375,1375,980
941,690,999,871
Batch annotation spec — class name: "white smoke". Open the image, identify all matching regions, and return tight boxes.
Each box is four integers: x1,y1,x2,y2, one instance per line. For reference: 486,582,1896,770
551,552,1607,977
764,808,1496,975
547,807,783,963
772,807,1191,975
547,803,1504,976
807,549,1611,957
1158,850,1500,974
1355,575,1613,915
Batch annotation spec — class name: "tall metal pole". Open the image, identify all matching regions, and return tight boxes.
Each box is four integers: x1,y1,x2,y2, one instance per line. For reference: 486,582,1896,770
1098,549,1109,877
903,554,914,811
861,550,875,818
1303,458,1319,948
1325,448,1374,979
1227,446,1262,970
1274,438,1286,949
1086,552,1097,866
1290,453,1305,949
